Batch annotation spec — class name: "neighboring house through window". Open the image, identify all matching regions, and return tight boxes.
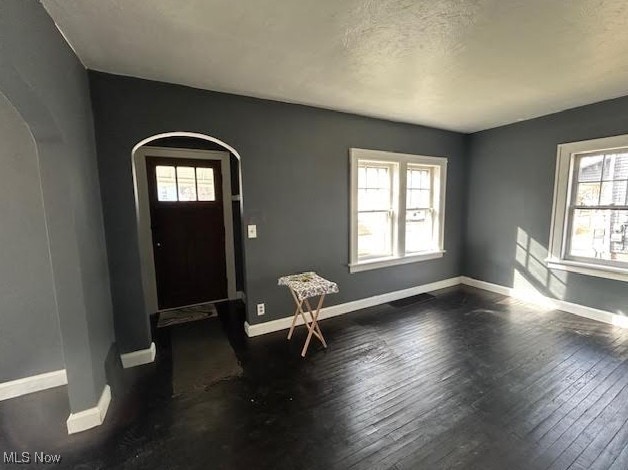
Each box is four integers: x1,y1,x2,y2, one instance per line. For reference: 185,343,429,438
548,134,628,281
349,148,447,273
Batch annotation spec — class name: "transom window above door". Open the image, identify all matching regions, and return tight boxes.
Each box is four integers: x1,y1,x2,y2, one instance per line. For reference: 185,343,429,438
155,165,216,202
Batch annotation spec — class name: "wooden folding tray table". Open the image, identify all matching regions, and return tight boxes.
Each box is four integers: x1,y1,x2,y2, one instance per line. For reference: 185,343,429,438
278,272,339,357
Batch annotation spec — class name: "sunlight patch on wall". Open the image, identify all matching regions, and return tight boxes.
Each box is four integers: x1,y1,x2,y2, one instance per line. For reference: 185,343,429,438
515,227,567,300
512,269,557,311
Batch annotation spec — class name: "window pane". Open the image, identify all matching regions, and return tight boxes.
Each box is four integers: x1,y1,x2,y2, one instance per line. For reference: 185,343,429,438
406,189,431,208
407,167,432,210
600,180,627,205
358,167,366,186
577,155,603,182
378,168,389,187
156,166,177,201
358,165,390,188
420,170,430,189
575,182,600,206
357,212,392,258
176,166,197,201
358,164,391,211
196,167,216,201
366,167,380,187
569,209,628,262
407,168,431,190
407,189,416,208
359,188,390,211
406,210,433,253
603,154,628,180
407,170,419,188
418,189,430,207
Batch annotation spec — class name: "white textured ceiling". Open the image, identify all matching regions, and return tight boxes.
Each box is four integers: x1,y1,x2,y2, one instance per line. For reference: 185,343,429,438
42,0,628,132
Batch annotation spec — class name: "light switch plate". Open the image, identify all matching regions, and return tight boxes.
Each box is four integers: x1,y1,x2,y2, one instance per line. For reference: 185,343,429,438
247,224,257,238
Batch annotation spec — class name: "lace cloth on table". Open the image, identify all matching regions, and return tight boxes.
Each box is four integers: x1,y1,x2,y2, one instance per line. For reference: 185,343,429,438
278,272,339,301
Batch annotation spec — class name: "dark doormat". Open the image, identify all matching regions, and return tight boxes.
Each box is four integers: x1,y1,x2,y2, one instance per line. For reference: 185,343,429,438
170,319,242,396
157,303,218,328
388,293,436,308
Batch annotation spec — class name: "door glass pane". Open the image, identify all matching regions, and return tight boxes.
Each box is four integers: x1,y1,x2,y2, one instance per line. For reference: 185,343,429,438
196,167,216,201
176,166,197,201
156,166,177,201
357,212,392,258
406,209,433,253
569,209,628,262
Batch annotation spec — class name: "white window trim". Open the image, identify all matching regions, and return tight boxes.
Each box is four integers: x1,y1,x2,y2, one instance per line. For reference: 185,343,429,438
547,134,628,282
349,148,447,273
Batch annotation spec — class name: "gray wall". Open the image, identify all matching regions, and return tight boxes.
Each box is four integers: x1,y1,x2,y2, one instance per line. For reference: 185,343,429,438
88,72,467,352
0,1,115,412
0,92,64,382
466,95,628,315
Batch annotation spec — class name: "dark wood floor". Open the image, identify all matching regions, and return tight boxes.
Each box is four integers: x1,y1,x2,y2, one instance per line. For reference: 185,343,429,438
3,286,628,469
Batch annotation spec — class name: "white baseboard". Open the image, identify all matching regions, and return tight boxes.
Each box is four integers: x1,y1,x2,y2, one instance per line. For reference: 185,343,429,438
66,384,111,434
244,275,627,337
120,342,156,368
244,276,462,337
460,276,628,328
0,369,67,401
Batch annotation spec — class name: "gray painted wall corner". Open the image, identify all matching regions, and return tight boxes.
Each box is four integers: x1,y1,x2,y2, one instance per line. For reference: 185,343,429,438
0,1,116,412
464,95,628,315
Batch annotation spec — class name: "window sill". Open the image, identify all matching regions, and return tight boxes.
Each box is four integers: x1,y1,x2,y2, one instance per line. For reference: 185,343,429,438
546,258,628,283
349,250,445,273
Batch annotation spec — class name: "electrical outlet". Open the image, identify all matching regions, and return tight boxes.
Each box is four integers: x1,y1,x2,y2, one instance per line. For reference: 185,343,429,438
257,303,265,316
248,224,257,239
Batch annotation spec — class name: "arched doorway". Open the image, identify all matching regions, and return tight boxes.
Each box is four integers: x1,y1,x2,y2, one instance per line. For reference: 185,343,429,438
131,132,245,315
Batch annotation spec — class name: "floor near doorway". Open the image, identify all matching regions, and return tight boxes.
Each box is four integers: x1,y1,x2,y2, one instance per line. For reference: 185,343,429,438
3,287,628,469
170,318,242,395
157,302,218,328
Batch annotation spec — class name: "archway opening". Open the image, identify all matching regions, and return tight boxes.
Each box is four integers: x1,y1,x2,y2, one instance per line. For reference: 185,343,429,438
131,132,246,316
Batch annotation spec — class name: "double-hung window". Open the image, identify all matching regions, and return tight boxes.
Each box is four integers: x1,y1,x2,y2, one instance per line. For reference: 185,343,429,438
548,134,628,281
349,148,447,273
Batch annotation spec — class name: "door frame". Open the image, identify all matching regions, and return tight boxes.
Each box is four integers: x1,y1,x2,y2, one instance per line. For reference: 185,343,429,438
134,145,237,312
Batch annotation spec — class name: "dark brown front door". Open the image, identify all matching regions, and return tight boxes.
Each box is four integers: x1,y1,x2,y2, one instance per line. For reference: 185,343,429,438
146,156,227,309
